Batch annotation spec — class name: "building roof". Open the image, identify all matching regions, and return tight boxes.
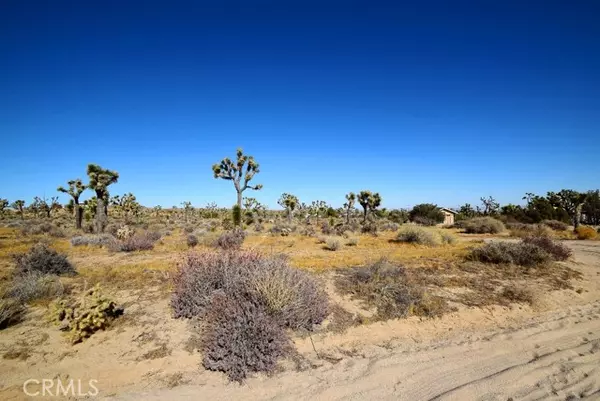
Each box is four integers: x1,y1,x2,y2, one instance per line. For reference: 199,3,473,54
440,207,457,214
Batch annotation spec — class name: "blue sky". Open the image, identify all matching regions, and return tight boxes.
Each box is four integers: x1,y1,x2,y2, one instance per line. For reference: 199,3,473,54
1,1,599,210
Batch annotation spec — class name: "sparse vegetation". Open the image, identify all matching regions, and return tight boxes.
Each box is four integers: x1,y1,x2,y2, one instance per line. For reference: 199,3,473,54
325,238,341,251
469,241,551,267
395,226,456,246
49,285,123,343
575,226,597,240
14,243,76,276
463,217,505,234
214,230,245,250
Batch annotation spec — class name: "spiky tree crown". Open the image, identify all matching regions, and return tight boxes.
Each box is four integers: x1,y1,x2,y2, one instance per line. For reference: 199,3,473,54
87,164,119,196
58,179,86,202
344,192,356,208
278,193,299,211
212,148,262,191
358,191,382,210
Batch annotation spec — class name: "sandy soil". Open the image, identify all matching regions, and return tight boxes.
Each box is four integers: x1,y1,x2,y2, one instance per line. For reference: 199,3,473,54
1,241,599,400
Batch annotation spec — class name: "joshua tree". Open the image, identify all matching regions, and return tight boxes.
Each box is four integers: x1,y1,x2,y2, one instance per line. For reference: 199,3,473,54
58,179,86,229
357,191,382,223
212,148,262,226
343,192,356,224
181,201,193,224
548,190,588,230
87,164,119,233
0,198,8,217
111,193,141,223
11,200,25,220
278,193,299,223
480,196,500,216
310,200,328,224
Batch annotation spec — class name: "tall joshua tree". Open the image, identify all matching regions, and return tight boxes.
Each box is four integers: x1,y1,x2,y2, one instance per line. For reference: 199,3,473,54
58,179,86,229
87,164,119,233
357,190,382,223
343,192,356,224
278,193,299,223
212,148,262,227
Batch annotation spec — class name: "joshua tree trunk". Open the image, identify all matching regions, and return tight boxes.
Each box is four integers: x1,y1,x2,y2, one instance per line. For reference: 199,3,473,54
287,209,293,224
345,209,351,224
75,205,83,229
573,204,583,230
362,208,368,223
236,191,243,212
95,196,108,233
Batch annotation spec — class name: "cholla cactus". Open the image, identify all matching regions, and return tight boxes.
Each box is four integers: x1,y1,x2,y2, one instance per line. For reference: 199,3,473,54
212,148,262,227
116,225,135,240
278,193,299,223
58,179,86,229
357,191,382,223
87,164,119,233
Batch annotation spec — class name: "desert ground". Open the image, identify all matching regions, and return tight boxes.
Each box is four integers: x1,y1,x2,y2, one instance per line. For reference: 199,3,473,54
1,225,599,401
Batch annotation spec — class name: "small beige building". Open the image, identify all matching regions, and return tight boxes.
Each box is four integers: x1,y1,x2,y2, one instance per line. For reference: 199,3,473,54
440,208,457,226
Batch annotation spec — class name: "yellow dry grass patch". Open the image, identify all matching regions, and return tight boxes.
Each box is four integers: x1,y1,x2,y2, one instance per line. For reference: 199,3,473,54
244,232,470,271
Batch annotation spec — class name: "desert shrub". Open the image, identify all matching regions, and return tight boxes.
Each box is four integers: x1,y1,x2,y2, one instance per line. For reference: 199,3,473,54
509,223,554,238
14,244,75,276
269,223,294,236
316,236,327,244
187,234,198,248
380,221,400,231
542,220,569,231
221,217,233,231
298,225,316,237
116,225,135,240
335,259,448,320
49,285,123,344
360,221,378,236
325,238,341,251
333,223,353,236
0,298,24,330
105,223,119,237
463,217,505,234
248,255,329,330
320,221,333,235
575,226,597,240
202,292,290,383
214,230,245,250
70,234,117,247
172,250,328,329
8,272,65,303
113,232,157,252
146,231,162,242
439,231,457,245
501,285,534,305
253,223,264,232
327,304,359,334
346,237,359,246
396,226,440,246
522,236,572,261
409,204,444,226
469,241,551,267
183,225,194,234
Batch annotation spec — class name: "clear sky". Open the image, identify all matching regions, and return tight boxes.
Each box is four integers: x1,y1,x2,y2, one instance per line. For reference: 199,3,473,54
1,1,598,210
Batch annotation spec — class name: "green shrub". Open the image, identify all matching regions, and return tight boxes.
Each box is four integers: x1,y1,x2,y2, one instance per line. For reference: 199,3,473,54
463,217,505,234
409,204,444,226
14,244,75,276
